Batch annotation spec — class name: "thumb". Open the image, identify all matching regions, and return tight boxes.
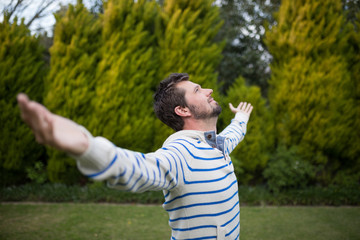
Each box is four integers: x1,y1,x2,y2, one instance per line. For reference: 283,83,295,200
229,103,236,113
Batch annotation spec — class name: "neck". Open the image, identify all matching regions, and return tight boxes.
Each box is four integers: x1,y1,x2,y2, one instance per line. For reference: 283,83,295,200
182,117,218,132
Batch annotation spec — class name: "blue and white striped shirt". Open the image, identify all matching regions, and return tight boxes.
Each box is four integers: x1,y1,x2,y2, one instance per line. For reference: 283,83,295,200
75,112,249,240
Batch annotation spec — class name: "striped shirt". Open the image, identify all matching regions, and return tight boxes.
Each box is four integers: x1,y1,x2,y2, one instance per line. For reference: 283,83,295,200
75,112,249,240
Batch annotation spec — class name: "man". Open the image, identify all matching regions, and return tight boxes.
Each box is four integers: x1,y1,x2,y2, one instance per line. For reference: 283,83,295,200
18,73,253,240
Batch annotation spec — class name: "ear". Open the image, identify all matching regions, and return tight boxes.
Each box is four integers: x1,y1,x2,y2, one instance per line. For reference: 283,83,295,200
174,106,191,117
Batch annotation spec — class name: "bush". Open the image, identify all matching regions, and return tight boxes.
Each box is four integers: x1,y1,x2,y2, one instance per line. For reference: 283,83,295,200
264,145,316,193
26,162,48,184
1,183,359,206
332,170,360,188
0,183,164,204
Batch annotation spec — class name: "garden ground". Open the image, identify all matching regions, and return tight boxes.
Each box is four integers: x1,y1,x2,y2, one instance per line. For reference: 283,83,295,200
0,203,359,240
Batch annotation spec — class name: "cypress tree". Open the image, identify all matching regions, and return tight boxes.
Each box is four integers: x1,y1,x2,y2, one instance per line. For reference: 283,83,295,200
44,1,102,183
265,0,358,184
153,0,225,147
0,15,46,185
221,77,274,184
334,12,360,184
89,0,160,152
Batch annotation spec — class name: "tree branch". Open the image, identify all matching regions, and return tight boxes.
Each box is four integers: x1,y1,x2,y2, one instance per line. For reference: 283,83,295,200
26,0,57,28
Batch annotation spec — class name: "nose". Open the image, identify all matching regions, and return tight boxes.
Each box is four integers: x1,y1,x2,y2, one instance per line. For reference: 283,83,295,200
205,88,213,97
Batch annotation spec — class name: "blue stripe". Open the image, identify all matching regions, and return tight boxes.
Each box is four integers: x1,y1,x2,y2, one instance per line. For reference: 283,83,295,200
169,201,239,222
187,171,233,184
162,170,170,188
175,138,214,150
128,171,143,192
164,179,237,205
172,225,216,232
87,154,117,178
169,142,223,161
113,163,135,187
156,158,161,183
166,152,179,188
111,167,126,179
221,211,240,227
225,221,240,237
167,190,238,212
172,236,217,240
135,154,152,191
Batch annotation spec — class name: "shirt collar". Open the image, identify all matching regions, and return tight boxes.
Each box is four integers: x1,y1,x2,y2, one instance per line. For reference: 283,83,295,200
204,131,225,154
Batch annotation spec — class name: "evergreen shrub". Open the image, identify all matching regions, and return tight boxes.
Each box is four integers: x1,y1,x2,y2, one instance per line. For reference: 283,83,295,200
0,15,47,186
264,145,316,193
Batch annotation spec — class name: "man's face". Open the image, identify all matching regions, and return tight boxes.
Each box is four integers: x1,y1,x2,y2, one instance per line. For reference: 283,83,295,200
176,81,222,119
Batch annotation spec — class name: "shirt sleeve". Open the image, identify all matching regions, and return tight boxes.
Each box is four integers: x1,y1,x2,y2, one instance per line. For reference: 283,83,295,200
73,127,182,193
218,112,249,155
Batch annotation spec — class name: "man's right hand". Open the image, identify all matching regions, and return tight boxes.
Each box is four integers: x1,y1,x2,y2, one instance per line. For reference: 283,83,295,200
17,93,89,156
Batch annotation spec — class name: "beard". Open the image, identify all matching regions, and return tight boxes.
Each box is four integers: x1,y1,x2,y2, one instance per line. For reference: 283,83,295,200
188,102,222,119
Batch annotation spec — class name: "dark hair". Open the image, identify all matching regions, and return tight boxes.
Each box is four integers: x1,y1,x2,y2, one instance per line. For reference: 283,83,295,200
153,73,189,131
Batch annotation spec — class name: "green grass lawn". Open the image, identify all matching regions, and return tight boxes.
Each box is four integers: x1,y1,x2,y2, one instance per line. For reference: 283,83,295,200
0,203,359,240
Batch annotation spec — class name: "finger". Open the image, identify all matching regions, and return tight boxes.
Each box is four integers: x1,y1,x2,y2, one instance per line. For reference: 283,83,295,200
240,102,248,111
42,112,55,145
237,102,244,110
229,103,236,113
17,93,29,106
246,105,253,114
29,105,53,144
17,93,30,119
20,97,49,134
245,103,252,113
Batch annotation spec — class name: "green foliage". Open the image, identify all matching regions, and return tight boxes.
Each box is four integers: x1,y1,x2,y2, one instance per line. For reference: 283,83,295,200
159,0,223,85
0,15,47,186
263,145,316,193
332,169,360,188
44,2,102,183
26,161,47,184
90,0,160,153
264,0,359,184
220,77,274,184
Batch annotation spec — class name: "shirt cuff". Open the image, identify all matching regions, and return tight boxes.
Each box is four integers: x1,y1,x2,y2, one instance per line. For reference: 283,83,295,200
234,111,249,124
70,126,116,177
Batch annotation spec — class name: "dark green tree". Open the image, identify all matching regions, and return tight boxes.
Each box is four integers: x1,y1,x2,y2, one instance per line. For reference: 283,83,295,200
342,0,360,26
216,0,280,95
0,15,47,186
44,1,102,183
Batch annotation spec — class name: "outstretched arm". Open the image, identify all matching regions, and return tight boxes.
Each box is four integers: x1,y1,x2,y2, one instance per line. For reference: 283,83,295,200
17,94,181,192
17,93,89,155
